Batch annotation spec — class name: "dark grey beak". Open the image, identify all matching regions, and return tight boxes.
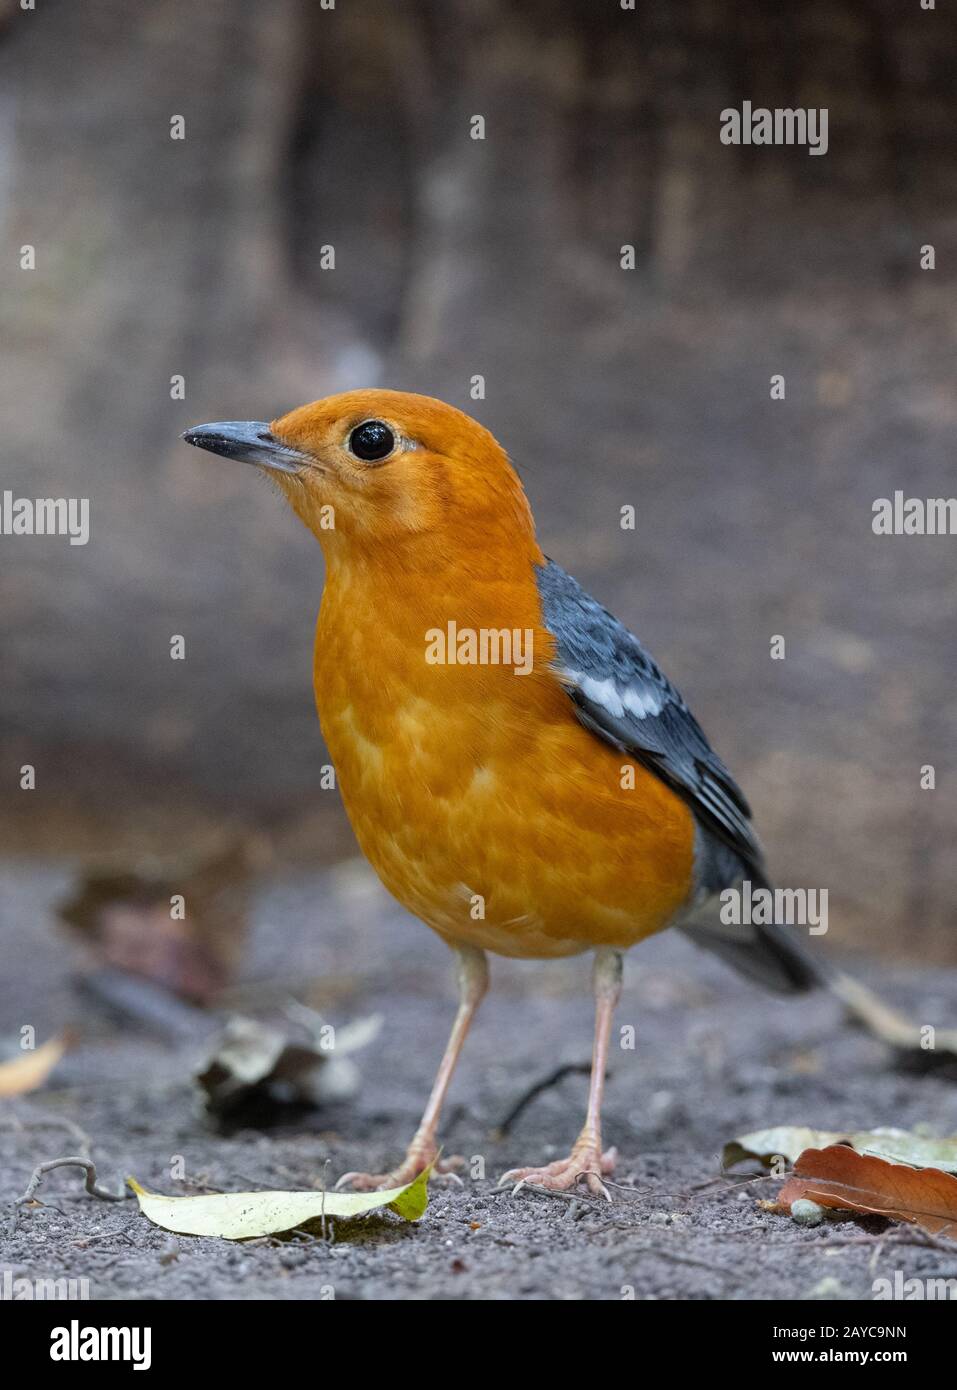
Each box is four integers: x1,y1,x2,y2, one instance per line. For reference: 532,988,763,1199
182,421,307,475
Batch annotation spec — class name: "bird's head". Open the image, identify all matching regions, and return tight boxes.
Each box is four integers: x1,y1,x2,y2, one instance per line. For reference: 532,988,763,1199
183,389,539,566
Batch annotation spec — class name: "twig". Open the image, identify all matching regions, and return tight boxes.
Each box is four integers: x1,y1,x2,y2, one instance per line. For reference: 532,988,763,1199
17,1156,128,1207
7,1154,127,1239
494,1062,594,1137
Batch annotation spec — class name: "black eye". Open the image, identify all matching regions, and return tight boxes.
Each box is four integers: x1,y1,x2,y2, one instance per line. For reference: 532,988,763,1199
349,419,395,462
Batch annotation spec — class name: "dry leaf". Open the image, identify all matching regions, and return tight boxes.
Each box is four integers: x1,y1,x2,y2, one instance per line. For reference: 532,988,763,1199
197,1010,381,1116
128,1166,430,1239
59,835,269,1005
0,1035,69,1097
726,1126,957,1173
772,1145,957,1239
725,1127,844,1169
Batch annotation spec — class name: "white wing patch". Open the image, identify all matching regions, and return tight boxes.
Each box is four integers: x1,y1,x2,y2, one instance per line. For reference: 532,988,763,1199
560,669,665,722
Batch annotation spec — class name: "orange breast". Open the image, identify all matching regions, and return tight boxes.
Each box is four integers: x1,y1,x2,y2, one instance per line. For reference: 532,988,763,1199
313,572,695,960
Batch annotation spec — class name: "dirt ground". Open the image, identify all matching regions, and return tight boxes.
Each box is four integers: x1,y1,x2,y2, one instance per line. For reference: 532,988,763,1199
2,857,957,1302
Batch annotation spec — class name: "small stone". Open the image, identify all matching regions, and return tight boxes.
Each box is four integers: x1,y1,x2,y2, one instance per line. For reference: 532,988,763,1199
790,1198,825,1226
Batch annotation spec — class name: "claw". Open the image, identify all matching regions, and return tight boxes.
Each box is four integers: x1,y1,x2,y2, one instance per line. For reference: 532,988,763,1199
498,1146,617,1200
334,1171,388,1192
334,1151,466,1192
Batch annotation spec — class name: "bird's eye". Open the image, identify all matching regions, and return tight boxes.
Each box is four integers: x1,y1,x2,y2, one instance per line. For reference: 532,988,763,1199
348,419,396,463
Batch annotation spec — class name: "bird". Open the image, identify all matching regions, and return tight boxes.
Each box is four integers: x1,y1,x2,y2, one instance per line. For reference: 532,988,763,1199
183,389,825,1198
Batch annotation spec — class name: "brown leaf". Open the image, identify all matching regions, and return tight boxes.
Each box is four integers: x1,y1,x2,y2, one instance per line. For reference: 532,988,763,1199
58,834,270,1005
773,1144,957,1239
0,1035,70,1097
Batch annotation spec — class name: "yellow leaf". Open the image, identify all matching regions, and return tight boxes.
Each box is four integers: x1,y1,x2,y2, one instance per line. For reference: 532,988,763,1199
724,1126,957,1174
128,1166,431,1239
0,1036,68,1097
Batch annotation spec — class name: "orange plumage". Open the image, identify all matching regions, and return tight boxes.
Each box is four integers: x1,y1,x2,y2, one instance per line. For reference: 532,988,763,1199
273,391,694,960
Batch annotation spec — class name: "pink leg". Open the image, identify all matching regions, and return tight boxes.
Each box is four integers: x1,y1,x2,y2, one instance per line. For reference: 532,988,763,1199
500,948,623,1200
336,946,489,1191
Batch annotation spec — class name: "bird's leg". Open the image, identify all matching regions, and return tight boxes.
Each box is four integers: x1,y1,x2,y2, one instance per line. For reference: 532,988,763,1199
500,947,623,1200
335,945,488,1191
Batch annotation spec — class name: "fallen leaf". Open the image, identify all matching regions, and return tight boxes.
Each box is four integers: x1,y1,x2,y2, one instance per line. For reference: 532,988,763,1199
726,1126,957,1173
197,1009,381,1117
862,1131,957,1172
58,835,269,1005
128,1166,430,1239
771,1145,957,1239
725,1127,843,1169
0,1035,70,1097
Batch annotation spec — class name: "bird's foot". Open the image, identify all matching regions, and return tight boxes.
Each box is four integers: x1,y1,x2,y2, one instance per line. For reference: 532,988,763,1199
499,1142,617,1201
334,1141,465,1193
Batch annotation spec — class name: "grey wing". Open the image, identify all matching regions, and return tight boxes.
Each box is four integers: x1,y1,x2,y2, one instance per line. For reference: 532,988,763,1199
535,559,822,993
535,559,761,872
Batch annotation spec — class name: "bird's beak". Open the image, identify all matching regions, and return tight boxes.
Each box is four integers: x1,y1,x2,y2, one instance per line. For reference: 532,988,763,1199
182,421,309,475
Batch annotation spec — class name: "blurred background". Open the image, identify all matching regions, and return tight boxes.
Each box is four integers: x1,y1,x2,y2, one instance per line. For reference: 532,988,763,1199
2,0,956,980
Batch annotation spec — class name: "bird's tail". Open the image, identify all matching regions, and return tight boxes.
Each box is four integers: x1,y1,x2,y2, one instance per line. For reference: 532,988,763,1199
679,864,938,1059
678,866,831,995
